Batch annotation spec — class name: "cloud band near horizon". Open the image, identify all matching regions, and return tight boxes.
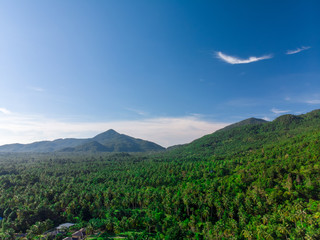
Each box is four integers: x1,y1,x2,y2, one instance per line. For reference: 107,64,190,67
0,112,229,148
0,108,11,115
216,51,273,64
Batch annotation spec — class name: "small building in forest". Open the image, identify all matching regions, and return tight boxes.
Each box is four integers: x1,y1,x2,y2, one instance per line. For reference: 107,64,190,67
57,223,75,230
45,223,75,238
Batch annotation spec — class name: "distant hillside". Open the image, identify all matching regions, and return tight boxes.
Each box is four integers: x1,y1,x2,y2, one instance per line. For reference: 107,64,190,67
0,129,165,153
0,138,87,153
92,129,165,152
61,130,165,153
169,109,320,158
60,141,111,153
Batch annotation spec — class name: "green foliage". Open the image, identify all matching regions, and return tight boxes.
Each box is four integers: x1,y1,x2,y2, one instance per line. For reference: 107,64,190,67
0,110,320,239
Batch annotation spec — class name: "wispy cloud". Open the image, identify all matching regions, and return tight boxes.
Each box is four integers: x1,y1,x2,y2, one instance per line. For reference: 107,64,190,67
216,51,273,64
0,113,229,147
28,87,45,92
126,108,148,116
0,108,11,115
286,46,311,55
271,108,290,114
305,99,320,104
226,98,261,107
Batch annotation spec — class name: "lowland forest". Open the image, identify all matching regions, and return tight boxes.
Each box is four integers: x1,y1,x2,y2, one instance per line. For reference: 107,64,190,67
1,109,320,239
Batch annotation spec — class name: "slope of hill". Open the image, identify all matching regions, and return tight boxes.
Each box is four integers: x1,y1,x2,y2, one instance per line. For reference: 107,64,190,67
0,129,165,153
218,117,268,132
60,141,111,153
169,109,320,158
0,138,87,153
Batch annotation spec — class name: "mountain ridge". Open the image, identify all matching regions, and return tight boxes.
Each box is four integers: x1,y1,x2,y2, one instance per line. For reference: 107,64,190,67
0,129,164,153
168,109,320,158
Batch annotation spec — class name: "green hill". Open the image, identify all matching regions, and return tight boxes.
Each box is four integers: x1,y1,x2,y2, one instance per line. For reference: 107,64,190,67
170,109,320,158
0,138,87,153
91,129,165,152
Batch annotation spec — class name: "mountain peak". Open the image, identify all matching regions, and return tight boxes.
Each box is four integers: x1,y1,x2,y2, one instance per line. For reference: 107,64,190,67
104,129,118,134
220,117,268,132
273,114,303,125
106,129,117,133
93,129,119,139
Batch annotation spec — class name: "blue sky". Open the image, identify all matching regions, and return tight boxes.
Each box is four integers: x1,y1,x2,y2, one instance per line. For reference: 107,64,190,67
0,0,319,147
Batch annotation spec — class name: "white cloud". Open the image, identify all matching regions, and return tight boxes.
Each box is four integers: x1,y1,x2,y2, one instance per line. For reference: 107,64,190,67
271,108,290,114
226,98,260,107
0,108,11,115
286,46,311,55
29,87,45,92
0,113,229,147
216,51,273,64
125,108,148,116
306,99,320,104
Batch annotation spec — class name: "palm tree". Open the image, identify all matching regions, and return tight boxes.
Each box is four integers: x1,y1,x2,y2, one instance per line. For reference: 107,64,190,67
0,209,15,240
202,207,210,222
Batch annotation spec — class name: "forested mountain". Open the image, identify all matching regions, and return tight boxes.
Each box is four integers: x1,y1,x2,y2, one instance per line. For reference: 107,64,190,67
0,138,86,153
0,129,165,153
170,109,320,158
0,110,319,239
91,129,165,152
217,117,268,132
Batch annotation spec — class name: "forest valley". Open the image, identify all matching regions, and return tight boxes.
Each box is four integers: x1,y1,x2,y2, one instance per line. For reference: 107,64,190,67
0,110,320,239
